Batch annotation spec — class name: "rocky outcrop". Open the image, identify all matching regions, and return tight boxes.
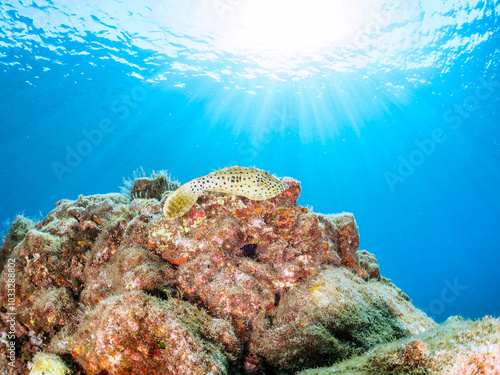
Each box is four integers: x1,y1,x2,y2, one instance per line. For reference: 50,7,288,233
298,315,500,375
0,175,438,374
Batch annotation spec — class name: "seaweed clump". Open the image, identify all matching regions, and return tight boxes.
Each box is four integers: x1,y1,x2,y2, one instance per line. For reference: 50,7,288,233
121,167,180,200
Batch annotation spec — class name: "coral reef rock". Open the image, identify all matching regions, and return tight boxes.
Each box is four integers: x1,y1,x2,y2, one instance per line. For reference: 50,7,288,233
2,174,468,375
298,315,500,375
0,215,35,270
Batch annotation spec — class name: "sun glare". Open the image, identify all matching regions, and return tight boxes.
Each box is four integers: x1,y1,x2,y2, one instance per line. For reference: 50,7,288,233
237,0,364,53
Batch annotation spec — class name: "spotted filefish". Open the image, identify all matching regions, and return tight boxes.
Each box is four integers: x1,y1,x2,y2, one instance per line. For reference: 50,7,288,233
163,166,289,219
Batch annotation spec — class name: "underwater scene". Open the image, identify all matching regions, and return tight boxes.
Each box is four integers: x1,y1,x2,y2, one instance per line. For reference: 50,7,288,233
1,0,499,374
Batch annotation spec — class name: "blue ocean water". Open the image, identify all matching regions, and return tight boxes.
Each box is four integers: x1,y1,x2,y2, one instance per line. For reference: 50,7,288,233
0,0,498,322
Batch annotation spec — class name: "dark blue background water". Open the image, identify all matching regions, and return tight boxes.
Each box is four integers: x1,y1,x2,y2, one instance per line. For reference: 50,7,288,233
1,0,499,322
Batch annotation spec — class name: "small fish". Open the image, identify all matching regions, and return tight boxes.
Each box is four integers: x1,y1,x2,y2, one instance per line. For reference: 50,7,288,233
163,166,289,219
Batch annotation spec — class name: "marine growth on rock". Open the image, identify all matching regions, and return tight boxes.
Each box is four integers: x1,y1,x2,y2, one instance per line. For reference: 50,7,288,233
1,168,495,375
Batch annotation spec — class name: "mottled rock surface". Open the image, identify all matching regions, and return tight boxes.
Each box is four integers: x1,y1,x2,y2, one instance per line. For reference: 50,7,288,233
298,316,500,375
69,291,239,375
252,268,432,373
0,175,440,374
0,215,35,271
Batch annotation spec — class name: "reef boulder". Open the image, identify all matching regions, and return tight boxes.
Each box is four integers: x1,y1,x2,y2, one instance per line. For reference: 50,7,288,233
0,174,438,375
69,291,239,375
298,315,500,375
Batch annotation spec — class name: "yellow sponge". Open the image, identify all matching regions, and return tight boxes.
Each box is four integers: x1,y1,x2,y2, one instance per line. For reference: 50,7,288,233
29,353,70,375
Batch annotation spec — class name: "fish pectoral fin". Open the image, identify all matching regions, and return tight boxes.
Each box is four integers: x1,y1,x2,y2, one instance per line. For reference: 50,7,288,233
163,182,200,220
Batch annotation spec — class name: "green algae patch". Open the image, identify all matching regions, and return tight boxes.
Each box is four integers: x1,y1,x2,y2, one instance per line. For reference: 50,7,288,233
298,315,500,375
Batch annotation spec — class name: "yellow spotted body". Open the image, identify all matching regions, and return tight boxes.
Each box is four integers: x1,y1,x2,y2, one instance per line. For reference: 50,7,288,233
163,166,289,219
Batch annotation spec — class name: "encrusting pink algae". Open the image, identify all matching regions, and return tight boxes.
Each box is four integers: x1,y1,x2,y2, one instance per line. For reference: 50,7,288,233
0,168,498,375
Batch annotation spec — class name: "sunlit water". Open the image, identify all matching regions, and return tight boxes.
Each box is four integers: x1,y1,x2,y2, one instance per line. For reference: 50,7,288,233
1,0,499,321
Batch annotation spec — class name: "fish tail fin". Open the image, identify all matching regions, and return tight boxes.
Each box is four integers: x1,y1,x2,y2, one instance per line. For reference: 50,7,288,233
163,182,200,219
